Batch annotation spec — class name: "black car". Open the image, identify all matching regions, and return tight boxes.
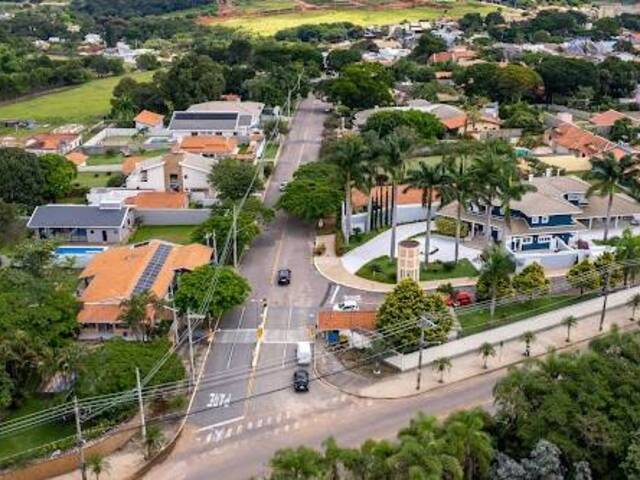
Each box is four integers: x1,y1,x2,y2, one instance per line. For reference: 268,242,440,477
293,369,309,392
277,268,291,285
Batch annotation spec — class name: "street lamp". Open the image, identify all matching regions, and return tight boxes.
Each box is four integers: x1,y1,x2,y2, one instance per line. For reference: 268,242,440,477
416,316,437,391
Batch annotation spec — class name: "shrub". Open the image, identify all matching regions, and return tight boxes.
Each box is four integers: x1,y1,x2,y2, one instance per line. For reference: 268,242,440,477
435,217,469,238
106,173,126,187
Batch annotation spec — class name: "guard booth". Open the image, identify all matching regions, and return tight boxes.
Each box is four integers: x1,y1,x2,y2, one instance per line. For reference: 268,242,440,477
316,310,378,345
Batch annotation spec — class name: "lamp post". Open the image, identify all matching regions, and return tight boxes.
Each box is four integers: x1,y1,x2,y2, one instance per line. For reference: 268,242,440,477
416,316,437,391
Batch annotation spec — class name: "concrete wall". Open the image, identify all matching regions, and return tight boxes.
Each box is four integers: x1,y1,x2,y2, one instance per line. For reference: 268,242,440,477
343,203,432,238
136,208,210,226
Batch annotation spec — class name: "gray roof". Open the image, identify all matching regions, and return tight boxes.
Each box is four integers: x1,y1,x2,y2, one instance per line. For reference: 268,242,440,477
168,111,239,132
27,205,129,228
187,100,264,117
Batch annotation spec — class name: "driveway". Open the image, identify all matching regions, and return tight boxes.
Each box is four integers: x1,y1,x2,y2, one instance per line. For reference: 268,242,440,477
341,223,483,274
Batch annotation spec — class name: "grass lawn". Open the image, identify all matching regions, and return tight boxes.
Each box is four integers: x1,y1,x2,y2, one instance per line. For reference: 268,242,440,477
263,141,280,160
74,172,114,189
356,256,478,284
210,2,502,35
86,149,167,166
457,293,597,336
129,225,199,245
235,0,296,13
343,227,390,255
0,396,75,463
408,155,443,170
0,71,154,126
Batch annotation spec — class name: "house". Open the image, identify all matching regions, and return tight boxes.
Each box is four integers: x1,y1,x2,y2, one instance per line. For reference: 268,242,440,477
168,100,265,142
436,174,640,257
134,110,165,131
589,109,640,135
77,240,213,340
66,151,88,167
178,135,238,158
428,46,477,65
125,152,217,203
27,204,134,244
441,114,502,136
24,133,82,155
545,121,632,160
86,189,188,209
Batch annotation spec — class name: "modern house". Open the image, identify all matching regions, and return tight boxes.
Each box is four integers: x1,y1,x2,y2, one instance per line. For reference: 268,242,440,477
87,189,188,209
125,152,217,204
168,100,265,142
178,135,238,158
27,204,134,244
24,133,82,155
77,240,213,340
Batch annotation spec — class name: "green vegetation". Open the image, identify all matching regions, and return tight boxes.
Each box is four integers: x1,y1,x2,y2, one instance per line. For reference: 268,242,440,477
86,149,167,166
343,227,390,254
357,256,478,284
0,71,154,125
215,2,502,36
129,225,199,245
262,141,279,160
235,0,296,13
74,172,113,189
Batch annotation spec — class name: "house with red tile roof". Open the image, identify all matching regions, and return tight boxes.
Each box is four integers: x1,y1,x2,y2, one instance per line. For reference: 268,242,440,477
66,151,88,166
179,135,238,157
25,133,82,155
124,191,189,209
589,109,640,135
134,110,164,130
545,121,632,160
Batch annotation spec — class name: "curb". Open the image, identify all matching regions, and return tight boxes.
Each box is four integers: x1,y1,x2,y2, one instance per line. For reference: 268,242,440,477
315,315,640,401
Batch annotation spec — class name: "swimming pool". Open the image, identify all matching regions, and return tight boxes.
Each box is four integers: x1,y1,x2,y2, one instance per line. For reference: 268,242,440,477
56,246,108,255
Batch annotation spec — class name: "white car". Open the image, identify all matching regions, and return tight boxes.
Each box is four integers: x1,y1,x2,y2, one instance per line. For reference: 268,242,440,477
279,181,288,192
333,300,360,312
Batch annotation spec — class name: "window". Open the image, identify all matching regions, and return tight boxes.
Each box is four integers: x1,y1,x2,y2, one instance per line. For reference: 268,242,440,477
538,235,552,243
541,216,549,224
531,216,539,224
141,170,148,182
521,236,533,245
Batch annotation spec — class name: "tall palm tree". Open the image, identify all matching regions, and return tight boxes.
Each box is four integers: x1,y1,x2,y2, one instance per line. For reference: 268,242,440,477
87,453,109,480
118,291,164,341
443,409,494,480
615,227,640,286
405,161,450,265
479,245,516,318
627,293,640,321
521,331,536,357
326,134,368,245
562,315,578,342
587,153,639,241
478,342,496,369
432,356,452,383
441,155,475,264
498,171,537,245
378,127,420,259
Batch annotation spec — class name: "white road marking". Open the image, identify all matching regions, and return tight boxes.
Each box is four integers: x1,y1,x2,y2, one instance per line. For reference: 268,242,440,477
284,424,290,433
225,428,233,439
276,413,283,423
267,416,272,425
329,285,340,305
247,421,253,430
205,432,212,443
293,421,300,430
226,307,246,369
236,425,243,435
282,306,293,366
196,415,245,432
257,419,263,429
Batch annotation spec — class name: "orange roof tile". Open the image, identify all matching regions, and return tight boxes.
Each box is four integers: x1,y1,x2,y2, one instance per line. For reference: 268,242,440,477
66,151,87,166
179,135,237,155
551,123,615,157
441,115,468,130
125,192,188,209
26,133,79,151
429,52,453,63
351,185,438,210
589,110,628,128
134,110,164,127
317,310,377,332
78,304,122,324
121,156,144,175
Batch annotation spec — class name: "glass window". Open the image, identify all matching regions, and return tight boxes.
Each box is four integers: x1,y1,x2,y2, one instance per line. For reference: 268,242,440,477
522,236,533,245
541,216,549,224
531,216,539,224
538,235,552,243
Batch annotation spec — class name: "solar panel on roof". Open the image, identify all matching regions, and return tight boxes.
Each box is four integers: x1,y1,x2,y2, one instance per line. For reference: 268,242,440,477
133,244,173,295
173,112,238,121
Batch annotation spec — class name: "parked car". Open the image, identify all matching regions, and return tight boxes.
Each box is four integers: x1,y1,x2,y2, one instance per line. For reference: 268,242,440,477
293,369,309,392
277,268,291,285
279,181,288,192
333,300,360,312
446,291,473,307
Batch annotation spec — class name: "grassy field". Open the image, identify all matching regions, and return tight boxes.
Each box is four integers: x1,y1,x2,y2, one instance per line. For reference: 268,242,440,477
234,0,296,13
74,172,115,189
86,149,168,166
356,256,478,283
129,225,199,244
0,71,155,126
209,2,501,35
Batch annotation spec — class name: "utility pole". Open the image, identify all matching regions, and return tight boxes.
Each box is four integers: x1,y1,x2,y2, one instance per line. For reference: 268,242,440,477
73,396,87,480
212,230,218,265
599,268,611,331
135,367,147,443
232,205,238,269
415,316,437,391
187,310,196,387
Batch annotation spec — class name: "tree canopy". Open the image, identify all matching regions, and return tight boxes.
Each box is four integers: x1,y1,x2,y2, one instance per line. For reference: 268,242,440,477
324,62,393,110
362,110,445,142
208,158,264,201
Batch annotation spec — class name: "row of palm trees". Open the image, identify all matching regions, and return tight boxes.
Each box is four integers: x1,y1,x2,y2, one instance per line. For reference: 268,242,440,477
328,131,640,266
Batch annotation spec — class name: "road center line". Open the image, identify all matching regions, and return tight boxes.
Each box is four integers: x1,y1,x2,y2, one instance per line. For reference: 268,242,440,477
282,306,293,367
329,285,340,305
226,307,246,369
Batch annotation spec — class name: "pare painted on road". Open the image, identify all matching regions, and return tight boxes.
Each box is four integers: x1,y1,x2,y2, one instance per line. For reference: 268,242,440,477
207,393,231,408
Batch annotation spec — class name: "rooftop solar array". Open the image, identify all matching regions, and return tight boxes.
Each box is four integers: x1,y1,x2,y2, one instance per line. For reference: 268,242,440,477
173,112,237,121
133,244,173,294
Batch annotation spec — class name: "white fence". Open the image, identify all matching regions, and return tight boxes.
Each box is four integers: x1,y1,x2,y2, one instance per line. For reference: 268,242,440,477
384,284,640,371
342,202,434,239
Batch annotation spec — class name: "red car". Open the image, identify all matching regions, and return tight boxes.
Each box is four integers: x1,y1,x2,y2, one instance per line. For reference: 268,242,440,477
446,291,473,307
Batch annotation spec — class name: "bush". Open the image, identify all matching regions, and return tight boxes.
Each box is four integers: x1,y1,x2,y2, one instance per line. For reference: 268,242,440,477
263,162,274,178
435,217,469,238
106,173,126,187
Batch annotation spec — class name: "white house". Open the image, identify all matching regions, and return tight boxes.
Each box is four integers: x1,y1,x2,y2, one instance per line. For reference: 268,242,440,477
24,133,82,155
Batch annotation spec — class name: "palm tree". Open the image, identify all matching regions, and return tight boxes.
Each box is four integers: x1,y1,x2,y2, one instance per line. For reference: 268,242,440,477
432,356,452,383
443,409,494,480
378,127,420,259
521,331,536,357
498,171,537,245
441,154,475,264
479,245,516,318
326,134,368,245
118,290,164,341
144,425,165,459
561,315,578,342
478,342,496,369
87,453,109,480
587,153,639,241
615,227,640,286
405,161,449,265
627,293,640,321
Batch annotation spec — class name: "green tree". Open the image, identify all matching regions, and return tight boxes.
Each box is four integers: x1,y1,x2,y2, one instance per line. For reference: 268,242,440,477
87,453,109,480
410,31,447,61
326,48,361,72
405,161,449,265
362,110,444,142
136,53,161,71
432,356,452,383
496,64,543,104
277,174,342,223
512,262,550,301
624,435,640,480
0,147,46,208
174,265,250,322
567,259,601,295
118,291,164,341
594,251,623,290
443,409,494,479
520,331,536,357
208,158,264,201
375,278,453,352
615,227,640,286
325,62,393,110
478,342,496,369
0,200,25,248
610,117,637,144
38,153,77,201
628,294,640,321
562,315,578,342
478,245,516,318
587,153,639,241
269,446,326,479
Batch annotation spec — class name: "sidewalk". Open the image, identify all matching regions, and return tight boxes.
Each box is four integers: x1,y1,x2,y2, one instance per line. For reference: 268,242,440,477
318,299,639,400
